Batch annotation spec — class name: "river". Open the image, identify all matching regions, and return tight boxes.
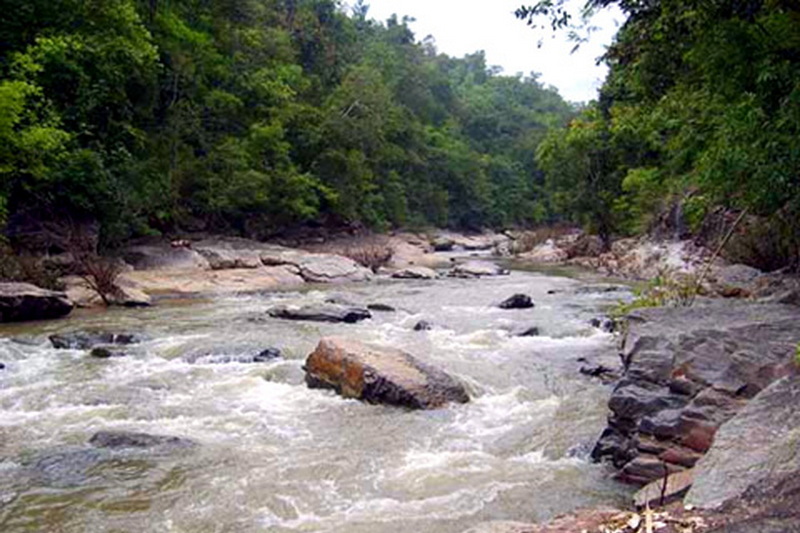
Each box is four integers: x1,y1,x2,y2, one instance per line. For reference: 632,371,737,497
0,263,633,532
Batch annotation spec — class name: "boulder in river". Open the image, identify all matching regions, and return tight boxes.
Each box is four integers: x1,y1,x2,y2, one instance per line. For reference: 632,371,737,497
498,294,534,309
50,331,144,350
268,304,371,323
0,282,74,322
449,261,509,278
391,266,438,280
304,337,469,409
591,302,800,485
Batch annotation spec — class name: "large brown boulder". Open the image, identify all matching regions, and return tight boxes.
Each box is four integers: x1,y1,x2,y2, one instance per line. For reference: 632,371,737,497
0,282,74,322
304,337,470,409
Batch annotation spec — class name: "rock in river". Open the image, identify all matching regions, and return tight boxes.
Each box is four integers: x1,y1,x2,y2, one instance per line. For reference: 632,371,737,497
449,261,509,278
391,266,438,280
304,337,470,409
268,304,371,323
89,430,196,451
0,282,74,322
498,294,534,309
50,331,144,350
413,320,434,331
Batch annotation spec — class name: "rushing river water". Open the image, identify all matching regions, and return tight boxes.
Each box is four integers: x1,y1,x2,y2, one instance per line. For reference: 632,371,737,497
0,262,633,532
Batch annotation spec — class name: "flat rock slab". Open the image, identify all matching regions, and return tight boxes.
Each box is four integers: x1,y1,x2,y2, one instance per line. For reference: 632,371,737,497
449,261,509,278
0,282,73,322
304,337,469,409
391,266,438,279
634,469,695,508
269,304,371,323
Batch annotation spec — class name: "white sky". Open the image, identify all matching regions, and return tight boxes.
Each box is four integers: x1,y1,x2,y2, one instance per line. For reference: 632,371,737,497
360,0,625,103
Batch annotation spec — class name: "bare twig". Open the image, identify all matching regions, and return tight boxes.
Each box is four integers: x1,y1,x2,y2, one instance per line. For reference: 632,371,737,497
689,209,748,306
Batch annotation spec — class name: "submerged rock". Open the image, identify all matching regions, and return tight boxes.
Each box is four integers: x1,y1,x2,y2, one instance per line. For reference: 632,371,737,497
0,362,5,370
516,327,540,337
413,320,433,331
304,337,469,409
89,430,196,451
391,266,438,280
50,332,144,350
592,302,800,485
367,303,395,312
498,294,534,309
0,282,74,322
89,346,129,359
268,304,371,323
187,348,282,364
449,261,509,278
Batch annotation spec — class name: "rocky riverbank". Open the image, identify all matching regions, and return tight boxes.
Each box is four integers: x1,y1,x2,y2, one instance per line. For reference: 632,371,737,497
469,299,800,533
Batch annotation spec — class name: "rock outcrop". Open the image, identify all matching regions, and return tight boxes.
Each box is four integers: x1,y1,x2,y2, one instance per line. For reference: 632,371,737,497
0,282,74,322
268,304,372,323
685,372,800,510
304,337,470,409
592,302,800,485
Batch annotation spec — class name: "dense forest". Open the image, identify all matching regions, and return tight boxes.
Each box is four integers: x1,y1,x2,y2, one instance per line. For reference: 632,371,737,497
0,0,573,248
519,0,800,267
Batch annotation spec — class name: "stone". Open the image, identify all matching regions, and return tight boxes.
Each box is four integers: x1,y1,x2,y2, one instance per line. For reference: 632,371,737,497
50,332,143,350
498,294,534,309
519,240,568,263
686,373,800,510
580,364,618,380
633,469,695,509
592,302,800,485
0,362,5,370
367,303,395,312
88,346,128,359
195,246,262,270
89,431,196,451
517,327,540,337
268,304,371,323
391,266,438,280
413,320,433,331
449,261,509,278
107,285,152,307
431,236,455,251
617,455,684,485
0,282,73,322
295,254,372,284
304,337,469,409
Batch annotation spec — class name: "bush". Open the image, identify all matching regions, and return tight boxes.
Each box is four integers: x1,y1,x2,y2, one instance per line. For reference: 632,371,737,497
341,243,393,273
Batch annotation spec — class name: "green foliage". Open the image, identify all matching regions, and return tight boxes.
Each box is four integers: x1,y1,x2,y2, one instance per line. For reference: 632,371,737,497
522,0,800,269
610,272,699,318
1,1,574,245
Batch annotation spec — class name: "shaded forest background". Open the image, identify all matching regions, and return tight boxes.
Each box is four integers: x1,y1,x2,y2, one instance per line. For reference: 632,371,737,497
2,0,799,270
0,0,573,247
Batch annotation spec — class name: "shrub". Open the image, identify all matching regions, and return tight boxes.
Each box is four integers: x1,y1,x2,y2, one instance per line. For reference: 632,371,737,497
610,270,700,318
341,243,393,273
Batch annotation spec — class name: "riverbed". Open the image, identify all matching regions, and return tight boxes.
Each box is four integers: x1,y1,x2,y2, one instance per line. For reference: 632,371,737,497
0,265,633,532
